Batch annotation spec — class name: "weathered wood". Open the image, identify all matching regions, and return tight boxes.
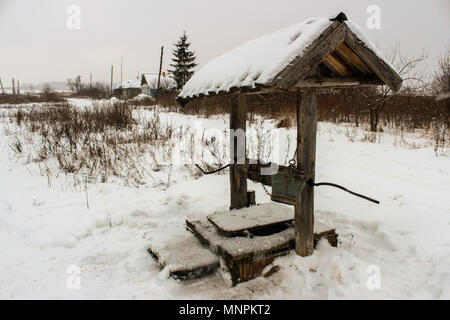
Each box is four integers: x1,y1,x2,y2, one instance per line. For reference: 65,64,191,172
186,218,294,285
342,24,402,92
314,229,338,248
295,89,317,257
230,93,248,210
295,75,383,88
323,52,354,77
247,190,256,207
147,234,219,281
335,42,372,75
271,21,346,90
186,218,338,285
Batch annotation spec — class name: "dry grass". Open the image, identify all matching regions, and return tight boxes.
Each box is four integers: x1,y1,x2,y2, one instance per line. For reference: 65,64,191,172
4,101,181,186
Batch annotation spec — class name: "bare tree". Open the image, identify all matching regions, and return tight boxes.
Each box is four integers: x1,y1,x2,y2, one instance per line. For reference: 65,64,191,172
432,52,450,98
363,46,428,132
67,75,83,93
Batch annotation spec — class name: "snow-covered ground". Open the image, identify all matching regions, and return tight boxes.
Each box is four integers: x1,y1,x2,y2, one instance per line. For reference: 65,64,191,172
0,99,449,299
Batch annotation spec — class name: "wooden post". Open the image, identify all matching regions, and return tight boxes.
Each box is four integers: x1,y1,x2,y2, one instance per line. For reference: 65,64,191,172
295,89,317,257
230,93,247,210
17,80,20,95
12,78,15,95
157,46,164,97
110,65,114,93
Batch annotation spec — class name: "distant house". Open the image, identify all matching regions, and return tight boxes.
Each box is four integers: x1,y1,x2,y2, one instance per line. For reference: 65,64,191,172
113,79,142,99
141,73,177,98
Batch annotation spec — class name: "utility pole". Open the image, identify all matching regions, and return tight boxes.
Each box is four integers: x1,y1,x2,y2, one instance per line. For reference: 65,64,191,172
120,57,123,88
110,65,114,93
90,73,92,91
0,77,5,95
17,80,20,95
12,78,15,95
157,46,164,97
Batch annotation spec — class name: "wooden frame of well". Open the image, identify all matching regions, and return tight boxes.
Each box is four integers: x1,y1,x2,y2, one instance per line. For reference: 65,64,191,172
179,13,402,258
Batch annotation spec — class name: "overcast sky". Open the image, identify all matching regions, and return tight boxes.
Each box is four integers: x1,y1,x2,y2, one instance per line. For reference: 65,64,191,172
0,0,449,86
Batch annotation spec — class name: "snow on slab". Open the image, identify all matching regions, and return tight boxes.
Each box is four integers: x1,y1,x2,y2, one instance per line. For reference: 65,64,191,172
188,218,294,258
187,218,334,258
147,231,219,280
207,202,294,234
179,17,332,99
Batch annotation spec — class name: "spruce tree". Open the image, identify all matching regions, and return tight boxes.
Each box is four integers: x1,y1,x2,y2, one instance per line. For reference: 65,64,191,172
169,31,197,89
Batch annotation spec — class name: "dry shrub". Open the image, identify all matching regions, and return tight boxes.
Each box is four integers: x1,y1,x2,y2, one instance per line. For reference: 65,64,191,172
0,93,65,104
5,101,169,186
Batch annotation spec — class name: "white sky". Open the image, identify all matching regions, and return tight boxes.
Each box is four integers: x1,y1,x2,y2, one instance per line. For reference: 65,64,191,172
0,0,449,85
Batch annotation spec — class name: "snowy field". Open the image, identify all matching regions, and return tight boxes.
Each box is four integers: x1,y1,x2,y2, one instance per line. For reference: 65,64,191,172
0,99,449,299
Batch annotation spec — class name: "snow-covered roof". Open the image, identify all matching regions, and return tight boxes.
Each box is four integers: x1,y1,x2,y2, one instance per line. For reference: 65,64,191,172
114,80,141,90
141,74,177,90
178,13,402,102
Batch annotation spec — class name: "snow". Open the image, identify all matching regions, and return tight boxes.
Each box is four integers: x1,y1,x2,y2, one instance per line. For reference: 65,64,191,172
0,99,449,299
142,74,177,90
133,93,155,102
179,15,398,100
147,231,219,277
207,202,294,233
345,20,397,72
179,17,332,99
188,219,295,258
114,79,141,90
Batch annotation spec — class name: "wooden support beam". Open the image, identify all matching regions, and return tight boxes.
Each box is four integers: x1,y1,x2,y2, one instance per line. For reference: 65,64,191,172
342,24,402,92
295,89,317,257
295,75,383,88
230,93,248,210
272,22,346,90
323,52,354,77
335,42,372,75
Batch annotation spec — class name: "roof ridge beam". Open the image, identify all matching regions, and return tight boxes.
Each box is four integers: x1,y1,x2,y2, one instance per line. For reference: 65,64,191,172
271,21,346,90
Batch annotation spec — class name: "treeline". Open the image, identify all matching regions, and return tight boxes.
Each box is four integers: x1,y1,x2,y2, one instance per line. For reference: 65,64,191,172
154,89,448,132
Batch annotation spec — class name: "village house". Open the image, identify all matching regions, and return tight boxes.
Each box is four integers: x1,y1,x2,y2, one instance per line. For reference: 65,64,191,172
113,79,142,99
141,73,177,98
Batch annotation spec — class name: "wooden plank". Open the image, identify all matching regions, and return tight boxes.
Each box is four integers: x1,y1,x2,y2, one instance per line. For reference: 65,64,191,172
230,93,248,210
342,24,402,92
186,218,295,285
147,234,219,281
335,42,372,75
323,51,354,77
271,21,346,90
186,218,338,285
295,89,317,257
295,75,383,88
